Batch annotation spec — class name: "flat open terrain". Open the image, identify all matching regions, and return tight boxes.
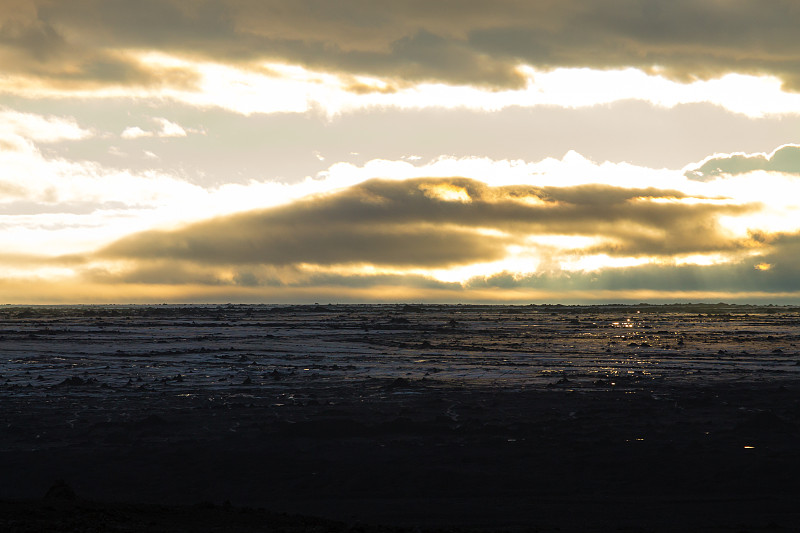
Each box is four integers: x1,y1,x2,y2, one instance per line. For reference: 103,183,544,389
2,303,800,531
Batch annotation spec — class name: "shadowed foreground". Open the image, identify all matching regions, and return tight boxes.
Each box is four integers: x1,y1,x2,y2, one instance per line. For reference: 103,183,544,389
2,303,800,531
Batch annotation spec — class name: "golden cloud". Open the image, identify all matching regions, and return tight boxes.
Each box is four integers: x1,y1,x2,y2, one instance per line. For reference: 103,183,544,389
93,177,762,287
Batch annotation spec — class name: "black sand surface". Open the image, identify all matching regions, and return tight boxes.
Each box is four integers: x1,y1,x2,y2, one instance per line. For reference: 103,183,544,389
2,303,800,532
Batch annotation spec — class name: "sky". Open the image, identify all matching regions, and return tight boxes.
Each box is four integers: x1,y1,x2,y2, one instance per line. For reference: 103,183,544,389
2,0,800,304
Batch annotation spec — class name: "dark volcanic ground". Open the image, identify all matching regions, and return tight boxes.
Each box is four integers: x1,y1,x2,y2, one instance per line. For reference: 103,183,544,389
1,303,800,532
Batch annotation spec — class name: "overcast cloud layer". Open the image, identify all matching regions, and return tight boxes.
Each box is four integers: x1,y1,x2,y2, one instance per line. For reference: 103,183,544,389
4,0,800,91
2,1,800,303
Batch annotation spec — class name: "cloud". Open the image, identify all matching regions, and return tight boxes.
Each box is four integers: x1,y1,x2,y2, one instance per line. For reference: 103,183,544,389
0,180,28,198
0,1,199,91
0,109,214,256
121,118,188,139
84,230,800,299
67,142,800,301
0,107,90,144
2,139,797,300
3,0,800,95
153,117,187,137
96,177,760,280
685,144,800,180
2,138,795,271
121,126,151,139
467,230,800,294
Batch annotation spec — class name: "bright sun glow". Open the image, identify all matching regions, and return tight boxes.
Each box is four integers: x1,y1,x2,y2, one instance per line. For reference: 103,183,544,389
419,183,473,203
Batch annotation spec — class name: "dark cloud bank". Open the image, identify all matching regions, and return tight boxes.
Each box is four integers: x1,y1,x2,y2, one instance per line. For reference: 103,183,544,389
84,176,800,296
98,177,754,266
5,0,800,90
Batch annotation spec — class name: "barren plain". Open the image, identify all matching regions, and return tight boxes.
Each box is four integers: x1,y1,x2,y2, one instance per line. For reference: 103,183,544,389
2,303,800,532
